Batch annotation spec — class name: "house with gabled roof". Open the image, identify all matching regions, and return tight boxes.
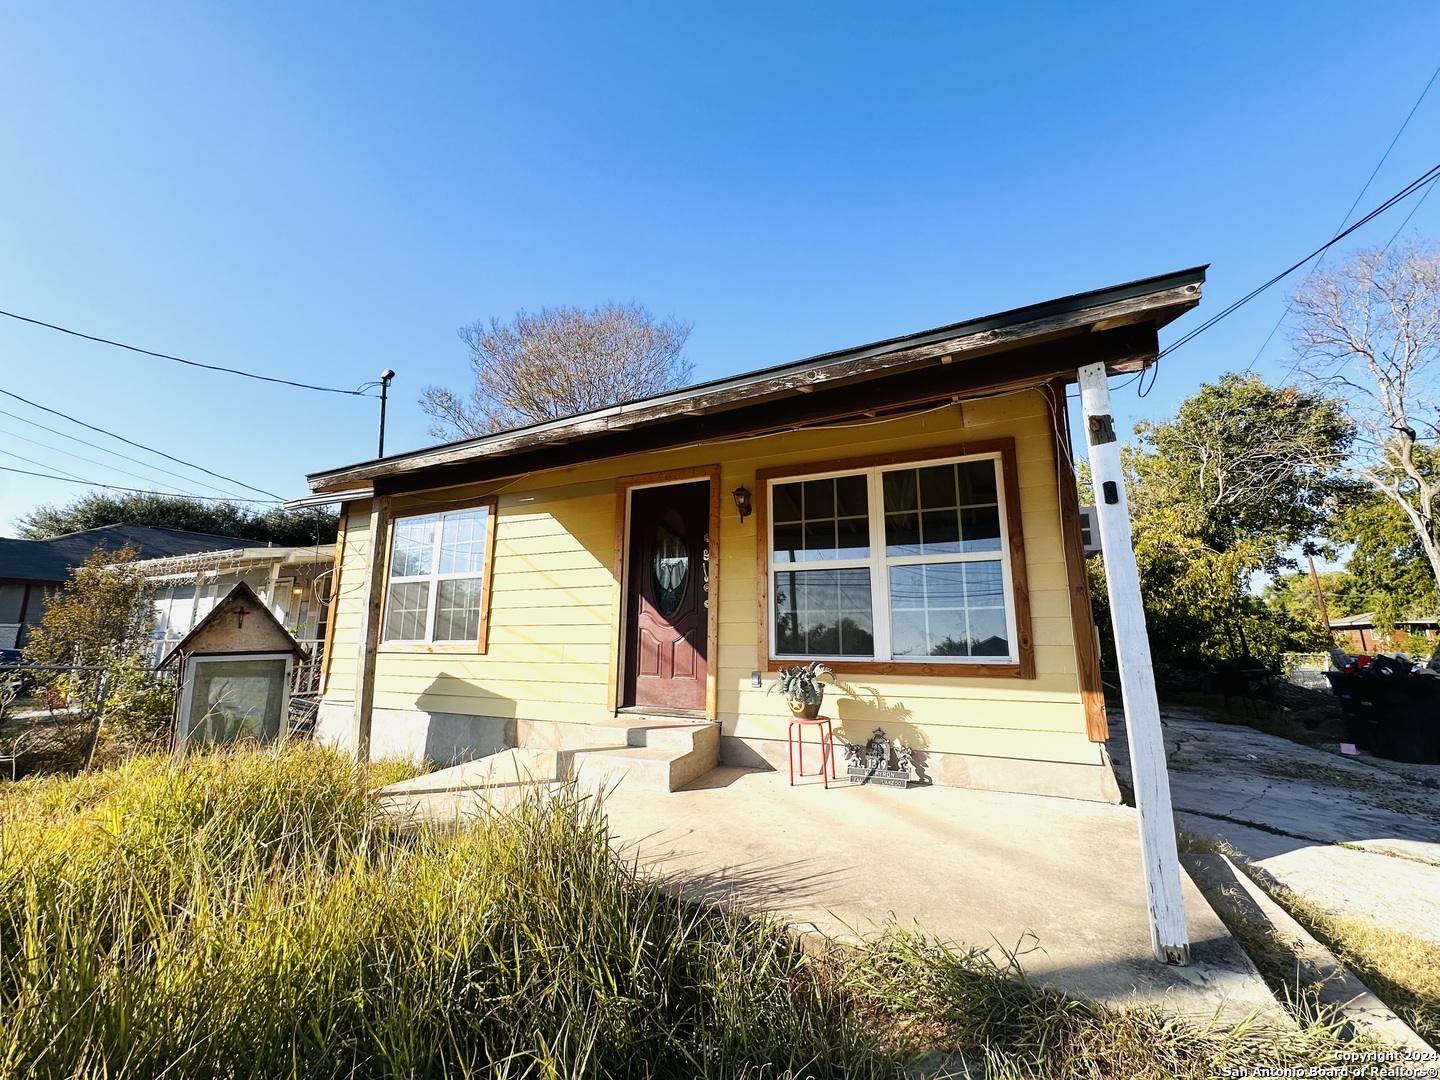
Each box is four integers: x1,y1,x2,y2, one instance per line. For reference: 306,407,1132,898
0,524,270,652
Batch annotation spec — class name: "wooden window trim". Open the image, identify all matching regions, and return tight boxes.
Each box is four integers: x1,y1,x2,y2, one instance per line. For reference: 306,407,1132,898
754,438,1035,679
378,496,499,653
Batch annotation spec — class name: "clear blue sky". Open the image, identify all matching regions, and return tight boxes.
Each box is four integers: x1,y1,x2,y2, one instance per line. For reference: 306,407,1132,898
2,2,1438,534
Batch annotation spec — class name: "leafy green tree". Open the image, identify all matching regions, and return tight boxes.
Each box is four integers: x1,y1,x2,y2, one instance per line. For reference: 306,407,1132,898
15,492,337,547
1127,373,1352,568
1262,567,1363,627
1089,374,1350,670
1327,487,1440,631
23,545,175,761
24,546,154,674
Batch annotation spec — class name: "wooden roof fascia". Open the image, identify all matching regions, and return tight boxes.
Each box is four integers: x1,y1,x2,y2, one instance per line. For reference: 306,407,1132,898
157,580,309,669
371,322,1159,499
308,271,1203,495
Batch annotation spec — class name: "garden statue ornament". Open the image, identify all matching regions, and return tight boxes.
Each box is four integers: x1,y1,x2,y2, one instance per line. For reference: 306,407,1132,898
893,740,914,776
865,727,889,770
841,726,916,790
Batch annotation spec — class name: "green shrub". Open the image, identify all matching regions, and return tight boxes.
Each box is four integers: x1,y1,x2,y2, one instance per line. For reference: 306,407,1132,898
99,654,177,750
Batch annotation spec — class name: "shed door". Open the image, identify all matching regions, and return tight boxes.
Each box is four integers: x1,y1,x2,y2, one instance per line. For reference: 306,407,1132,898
624,481,709,711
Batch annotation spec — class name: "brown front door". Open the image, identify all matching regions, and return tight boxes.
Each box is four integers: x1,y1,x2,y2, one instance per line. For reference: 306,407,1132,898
624,480,709,712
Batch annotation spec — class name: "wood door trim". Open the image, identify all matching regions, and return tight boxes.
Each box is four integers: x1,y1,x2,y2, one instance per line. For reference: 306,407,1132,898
609,466,721,719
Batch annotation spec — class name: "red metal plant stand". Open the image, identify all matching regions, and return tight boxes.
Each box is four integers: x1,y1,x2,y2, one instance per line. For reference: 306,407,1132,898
787,716,835,788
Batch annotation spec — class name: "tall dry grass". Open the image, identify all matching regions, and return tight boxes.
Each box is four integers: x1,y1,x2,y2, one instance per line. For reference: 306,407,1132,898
0,746,1374,1078
0,746,878,1078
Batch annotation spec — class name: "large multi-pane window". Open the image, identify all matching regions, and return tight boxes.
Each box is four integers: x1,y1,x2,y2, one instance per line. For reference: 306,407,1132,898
767,453,1015,664
383,504,494,644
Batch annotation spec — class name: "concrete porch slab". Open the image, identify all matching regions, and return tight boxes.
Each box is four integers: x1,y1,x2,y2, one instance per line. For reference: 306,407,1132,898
384,761,1284,1028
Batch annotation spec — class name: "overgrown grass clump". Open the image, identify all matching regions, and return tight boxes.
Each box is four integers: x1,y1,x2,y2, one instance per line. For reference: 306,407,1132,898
0,746,1371,1078
0,746,877,1078
1266,890,1440,1047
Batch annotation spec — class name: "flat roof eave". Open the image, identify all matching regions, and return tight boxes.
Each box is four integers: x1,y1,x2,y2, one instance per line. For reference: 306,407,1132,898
308,265,1205,494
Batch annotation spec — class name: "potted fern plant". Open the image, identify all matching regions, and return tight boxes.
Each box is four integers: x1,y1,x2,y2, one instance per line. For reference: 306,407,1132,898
769,662,835,720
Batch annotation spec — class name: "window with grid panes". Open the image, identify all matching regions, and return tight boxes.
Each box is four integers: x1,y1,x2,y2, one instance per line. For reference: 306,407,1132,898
383,506,492,643
767,455,1014,662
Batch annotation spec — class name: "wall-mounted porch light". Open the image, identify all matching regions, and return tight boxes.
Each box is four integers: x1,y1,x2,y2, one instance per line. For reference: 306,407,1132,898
732,485,753,523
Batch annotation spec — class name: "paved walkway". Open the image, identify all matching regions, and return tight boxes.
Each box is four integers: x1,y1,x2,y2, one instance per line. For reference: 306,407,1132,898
383,752,1282,1027
1108,709,1440,947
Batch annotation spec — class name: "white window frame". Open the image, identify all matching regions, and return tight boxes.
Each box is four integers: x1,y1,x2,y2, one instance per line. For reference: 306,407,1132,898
766,451,1018,666
382,503,495,645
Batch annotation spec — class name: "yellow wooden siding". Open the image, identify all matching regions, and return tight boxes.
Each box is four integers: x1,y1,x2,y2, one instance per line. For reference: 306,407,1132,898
322,388,1091,764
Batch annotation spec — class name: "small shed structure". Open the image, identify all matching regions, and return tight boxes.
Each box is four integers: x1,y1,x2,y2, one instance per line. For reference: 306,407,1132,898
159,581,310,749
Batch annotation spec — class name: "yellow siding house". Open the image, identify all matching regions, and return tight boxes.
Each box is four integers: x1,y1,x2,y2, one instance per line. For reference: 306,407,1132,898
300,268,1204,802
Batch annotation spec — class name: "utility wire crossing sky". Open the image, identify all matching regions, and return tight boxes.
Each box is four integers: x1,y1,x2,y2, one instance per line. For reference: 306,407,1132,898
1,5,1438,531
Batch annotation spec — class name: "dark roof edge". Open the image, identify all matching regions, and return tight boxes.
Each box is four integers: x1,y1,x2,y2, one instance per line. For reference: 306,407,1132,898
37,524,269,547
157,580,309,668
308,264,1206,489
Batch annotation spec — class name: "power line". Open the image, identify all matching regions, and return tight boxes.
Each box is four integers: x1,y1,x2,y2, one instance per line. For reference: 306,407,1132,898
0,423,240,498
1159,159,1440,360
0,464,283,503
0,445,91,484
0,308,377,397
1337,60,1440,232
1243,60,1440,372
0,386,284,500
0,407,248,498
1382,174,1440,252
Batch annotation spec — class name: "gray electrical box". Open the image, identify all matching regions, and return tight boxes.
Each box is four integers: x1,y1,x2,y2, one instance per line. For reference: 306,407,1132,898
1077,505,1102,556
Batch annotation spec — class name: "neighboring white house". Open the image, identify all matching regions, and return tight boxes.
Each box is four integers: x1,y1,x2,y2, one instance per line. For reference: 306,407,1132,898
132,543,337,692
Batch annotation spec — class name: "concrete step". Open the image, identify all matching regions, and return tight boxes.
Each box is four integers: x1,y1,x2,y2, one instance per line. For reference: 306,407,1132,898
590,717,719,754
396,719,722,796
569,719,719,792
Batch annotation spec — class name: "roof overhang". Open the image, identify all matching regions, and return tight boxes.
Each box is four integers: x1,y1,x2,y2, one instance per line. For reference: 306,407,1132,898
129,544,337,580
281,489,375,511
307,265,1205,497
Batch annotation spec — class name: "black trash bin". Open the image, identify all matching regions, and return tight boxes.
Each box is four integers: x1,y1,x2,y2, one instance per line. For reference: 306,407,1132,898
1345,672,1440,765
1322,671,1371,751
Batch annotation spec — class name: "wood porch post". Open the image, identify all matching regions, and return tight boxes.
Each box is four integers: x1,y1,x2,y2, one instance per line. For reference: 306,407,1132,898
352,496,391,766
263,559,283,611
1077,363,1190,965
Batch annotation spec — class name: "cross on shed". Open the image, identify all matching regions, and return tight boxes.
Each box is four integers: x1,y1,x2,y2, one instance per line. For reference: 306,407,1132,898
157,581,311,752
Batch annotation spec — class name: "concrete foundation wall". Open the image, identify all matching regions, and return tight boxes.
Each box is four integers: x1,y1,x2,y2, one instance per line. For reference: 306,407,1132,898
314,700,513,767
718,734,1121,803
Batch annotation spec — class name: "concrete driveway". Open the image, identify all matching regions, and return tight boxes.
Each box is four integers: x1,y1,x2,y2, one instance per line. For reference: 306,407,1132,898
383,753,1280,1027
1107,708,1440,946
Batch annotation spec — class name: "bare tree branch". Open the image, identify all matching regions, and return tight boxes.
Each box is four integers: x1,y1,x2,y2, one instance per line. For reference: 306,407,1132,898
420,302,694,440
1292,241,1440,596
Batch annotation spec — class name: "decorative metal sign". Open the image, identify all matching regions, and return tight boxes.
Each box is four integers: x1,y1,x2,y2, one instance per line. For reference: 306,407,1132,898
842,727,914,789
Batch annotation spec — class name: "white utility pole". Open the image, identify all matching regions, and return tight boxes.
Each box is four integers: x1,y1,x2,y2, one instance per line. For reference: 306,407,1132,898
1078,362,1190,965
